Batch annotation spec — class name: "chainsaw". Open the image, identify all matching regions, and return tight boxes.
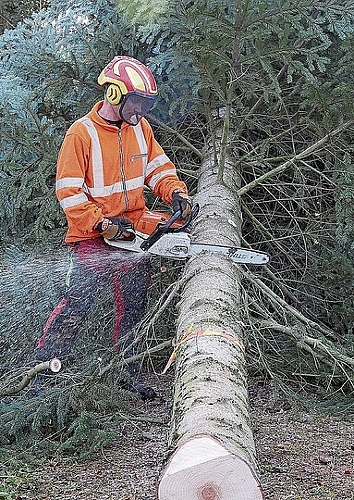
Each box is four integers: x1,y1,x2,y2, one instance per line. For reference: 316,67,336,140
105,204,270,265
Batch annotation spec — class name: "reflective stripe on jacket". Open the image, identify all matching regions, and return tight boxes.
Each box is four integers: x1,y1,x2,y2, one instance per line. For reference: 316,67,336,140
56,101,187,243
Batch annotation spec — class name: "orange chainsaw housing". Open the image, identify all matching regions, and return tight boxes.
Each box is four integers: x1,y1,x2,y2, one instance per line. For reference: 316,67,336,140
136,211,183,235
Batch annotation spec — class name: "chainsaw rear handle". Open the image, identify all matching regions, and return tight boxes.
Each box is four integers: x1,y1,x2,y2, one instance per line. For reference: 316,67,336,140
140,204,199,251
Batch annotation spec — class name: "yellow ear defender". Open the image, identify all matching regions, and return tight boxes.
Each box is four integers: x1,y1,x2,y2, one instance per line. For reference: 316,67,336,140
106,84,122,105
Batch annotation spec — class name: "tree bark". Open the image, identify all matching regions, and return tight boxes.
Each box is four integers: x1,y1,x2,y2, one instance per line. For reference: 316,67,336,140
158,117,265,499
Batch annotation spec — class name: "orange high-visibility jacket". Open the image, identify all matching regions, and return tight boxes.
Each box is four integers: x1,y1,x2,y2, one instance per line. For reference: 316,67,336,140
56,102,188,243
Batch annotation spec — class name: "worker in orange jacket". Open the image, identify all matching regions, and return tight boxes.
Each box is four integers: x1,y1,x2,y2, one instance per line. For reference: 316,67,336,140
31,56,191,394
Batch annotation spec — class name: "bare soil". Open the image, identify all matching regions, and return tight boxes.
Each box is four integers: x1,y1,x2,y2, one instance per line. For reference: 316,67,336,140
250,380,354,500
3,374,354,500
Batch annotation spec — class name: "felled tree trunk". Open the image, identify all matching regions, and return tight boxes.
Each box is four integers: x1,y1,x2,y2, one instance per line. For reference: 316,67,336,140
158,116,264,499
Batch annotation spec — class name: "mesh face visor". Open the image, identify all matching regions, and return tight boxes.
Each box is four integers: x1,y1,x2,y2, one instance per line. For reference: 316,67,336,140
119,92,157,125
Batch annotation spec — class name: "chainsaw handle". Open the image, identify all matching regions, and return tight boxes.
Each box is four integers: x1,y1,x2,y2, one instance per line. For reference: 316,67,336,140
140,204,199,251
163,209,183,229
170,204,199,233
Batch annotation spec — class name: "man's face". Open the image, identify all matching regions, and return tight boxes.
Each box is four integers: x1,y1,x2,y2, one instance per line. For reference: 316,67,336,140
119,93,157,125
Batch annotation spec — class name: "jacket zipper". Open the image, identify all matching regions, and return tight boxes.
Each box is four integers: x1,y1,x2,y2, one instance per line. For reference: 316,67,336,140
118,128,129,211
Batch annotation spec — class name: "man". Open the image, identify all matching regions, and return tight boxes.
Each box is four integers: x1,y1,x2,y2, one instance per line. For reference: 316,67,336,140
32,56,191,393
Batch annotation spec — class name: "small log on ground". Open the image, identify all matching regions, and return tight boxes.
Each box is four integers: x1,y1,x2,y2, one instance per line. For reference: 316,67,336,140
0,358,61,397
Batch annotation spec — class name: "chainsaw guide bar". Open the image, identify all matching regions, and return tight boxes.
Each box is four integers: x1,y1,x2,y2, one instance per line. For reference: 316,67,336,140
106,205,270,265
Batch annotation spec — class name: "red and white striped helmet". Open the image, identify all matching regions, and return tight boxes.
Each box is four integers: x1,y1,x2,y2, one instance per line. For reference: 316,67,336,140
98,55,158,98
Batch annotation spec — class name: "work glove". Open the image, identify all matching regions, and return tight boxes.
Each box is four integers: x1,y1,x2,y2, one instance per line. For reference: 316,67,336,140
172,190,192,219
96,217,134,241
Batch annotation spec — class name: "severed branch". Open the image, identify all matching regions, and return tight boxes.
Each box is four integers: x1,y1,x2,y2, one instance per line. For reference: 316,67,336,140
0,358,61,397
98,339,173,378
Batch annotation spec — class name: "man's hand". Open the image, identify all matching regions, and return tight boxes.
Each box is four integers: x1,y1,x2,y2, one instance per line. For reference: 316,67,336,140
96,217,134,241
172,190,192,219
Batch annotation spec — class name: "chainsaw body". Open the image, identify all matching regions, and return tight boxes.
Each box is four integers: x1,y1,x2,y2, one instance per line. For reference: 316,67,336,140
106,209,191,257
105,205,270,265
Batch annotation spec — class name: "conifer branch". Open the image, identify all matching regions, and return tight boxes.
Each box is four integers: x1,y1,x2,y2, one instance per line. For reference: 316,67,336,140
233,124,299,169
217,15,244,185
241,204,301,270
0,359,61,397
217,104,231,184
0,12,16,29
256,319,354,387
147,114,204,159
238,119,354,196
234,65,288,141
243,270,339,340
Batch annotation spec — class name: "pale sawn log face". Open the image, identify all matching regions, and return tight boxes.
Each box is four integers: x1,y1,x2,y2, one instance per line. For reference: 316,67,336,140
158,435,264,500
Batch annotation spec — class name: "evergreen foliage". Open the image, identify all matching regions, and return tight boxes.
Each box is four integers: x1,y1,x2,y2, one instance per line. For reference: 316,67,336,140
134,0,354,391
0,0,50,34
1,0,354,458
0,0,151,247
0,373,138,457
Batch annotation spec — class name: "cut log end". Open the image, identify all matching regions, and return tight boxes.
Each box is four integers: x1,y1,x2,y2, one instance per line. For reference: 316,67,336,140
48,358,62,373
158,435,264,500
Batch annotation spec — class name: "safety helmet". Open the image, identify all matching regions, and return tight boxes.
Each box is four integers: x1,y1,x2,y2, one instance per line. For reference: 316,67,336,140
98,56,158,125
